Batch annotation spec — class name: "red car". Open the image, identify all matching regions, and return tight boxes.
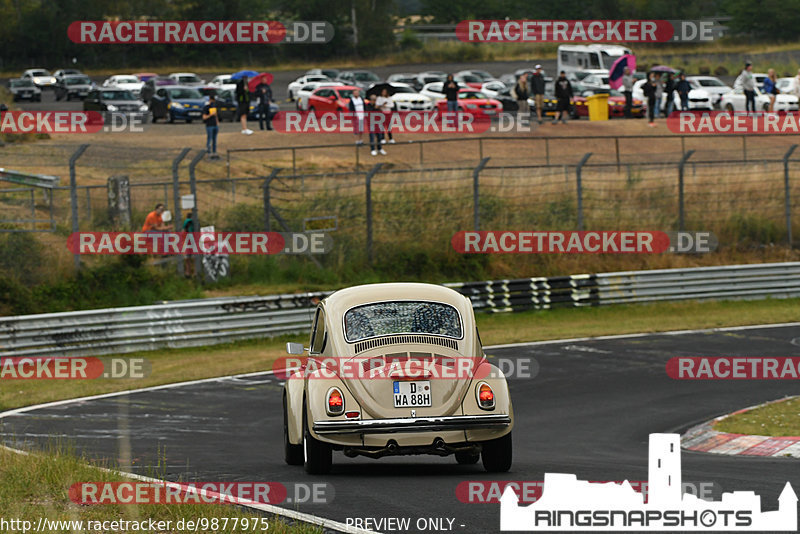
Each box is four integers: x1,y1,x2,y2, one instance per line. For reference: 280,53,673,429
307,85,360,114
435,89,502,117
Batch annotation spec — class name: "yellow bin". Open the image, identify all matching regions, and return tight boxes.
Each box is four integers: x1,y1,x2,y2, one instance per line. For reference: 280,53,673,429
586,93,609,121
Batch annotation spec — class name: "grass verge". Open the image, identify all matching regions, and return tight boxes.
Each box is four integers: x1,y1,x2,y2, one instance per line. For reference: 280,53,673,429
714,396,800,437
0,444,322,534
2,297,799,412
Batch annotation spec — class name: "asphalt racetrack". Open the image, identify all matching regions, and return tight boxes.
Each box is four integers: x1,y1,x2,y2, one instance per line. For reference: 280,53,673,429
2,324,799,532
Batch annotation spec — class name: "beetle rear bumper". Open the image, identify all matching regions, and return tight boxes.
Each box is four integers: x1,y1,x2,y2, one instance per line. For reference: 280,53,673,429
313,414,511,435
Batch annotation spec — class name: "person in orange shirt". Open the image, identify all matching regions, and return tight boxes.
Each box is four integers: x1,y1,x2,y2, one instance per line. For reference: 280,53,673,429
142,203,169,232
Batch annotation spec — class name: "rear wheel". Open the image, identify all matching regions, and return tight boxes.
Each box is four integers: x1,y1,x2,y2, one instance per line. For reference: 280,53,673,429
455,451,480,465
284,394,303,465
481,431,512,472
303,399,332,474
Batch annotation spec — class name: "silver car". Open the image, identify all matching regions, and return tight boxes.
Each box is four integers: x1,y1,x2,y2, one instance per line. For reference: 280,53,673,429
8,78,41,101
22,69,57,89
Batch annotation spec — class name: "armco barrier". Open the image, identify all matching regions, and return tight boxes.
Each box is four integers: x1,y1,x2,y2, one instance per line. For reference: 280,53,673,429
1,262,799,357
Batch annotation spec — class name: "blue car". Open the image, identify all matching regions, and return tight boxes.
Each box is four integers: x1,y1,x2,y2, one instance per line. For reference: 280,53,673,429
149,86,207,123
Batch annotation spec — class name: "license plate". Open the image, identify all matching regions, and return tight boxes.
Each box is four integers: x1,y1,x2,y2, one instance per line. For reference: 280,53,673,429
189,111,201,116
483,109,496,115
393,380,431,408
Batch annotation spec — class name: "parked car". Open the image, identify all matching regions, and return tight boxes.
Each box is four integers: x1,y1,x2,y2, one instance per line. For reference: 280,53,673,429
133,72,158,81
55,75,94,101
686,76,732,108
211,89,238,121
720,86,799,112
209,75,236,92
306,85,360,114
21,69,57,89
306,68,340,80
480,81,519,112
287,74,333,101
384,83,434,111
53,68,82,81
7,78,41,101
435,89,502,117
102,75,144,96
753,72,768,92
168,72,204,85
337,70,381,89
777,77,800,97
387,73,423,91
296,82,339,111
581,73,611,92
83,87,148,119
454,73,485,89
282,282,513,474
416,71,448,88
149,86,206,123
456,69,496,83
530,82,643,119
420,81,467,103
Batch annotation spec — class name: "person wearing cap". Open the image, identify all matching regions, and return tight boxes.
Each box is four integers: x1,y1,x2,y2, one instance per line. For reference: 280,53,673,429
735,61,756,113
530,65,546,124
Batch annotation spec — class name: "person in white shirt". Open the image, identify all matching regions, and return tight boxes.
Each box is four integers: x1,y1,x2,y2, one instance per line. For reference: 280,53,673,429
348,88,365,145
375,87,395,144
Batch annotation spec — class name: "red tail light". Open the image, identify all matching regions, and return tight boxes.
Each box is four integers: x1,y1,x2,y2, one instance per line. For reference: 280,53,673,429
326,387,344,415
477,382,495,410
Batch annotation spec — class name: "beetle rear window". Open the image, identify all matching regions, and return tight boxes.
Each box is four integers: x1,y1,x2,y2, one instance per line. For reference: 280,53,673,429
344,301,462,342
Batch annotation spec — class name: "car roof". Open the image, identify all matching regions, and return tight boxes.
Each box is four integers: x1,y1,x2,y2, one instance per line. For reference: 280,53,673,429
322,282,470,319
170,72,198,76
314,84,358,91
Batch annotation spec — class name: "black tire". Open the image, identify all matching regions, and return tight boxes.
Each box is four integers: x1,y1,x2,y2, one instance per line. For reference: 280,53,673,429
303,399,332,474
152,114,158,123
169,111,175,124
455,451,480,465
186,119,193,124
284,394,304,465
481,431,512,473
288,90,294,101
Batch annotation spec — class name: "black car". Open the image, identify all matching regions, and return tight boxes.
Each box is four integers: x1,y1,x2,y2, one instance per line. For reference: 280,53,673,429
204,88,237,121
55,75,94,101
387,73,423,91
83,88,148,118
140,76,176,104
337,70,381,89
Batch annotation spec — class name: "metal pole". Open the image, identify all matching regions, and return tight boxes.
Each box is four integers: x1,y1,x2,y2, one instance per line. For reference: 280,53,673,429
262,168,282,232
575,153,592,231
365,163,384,263
783,144,798,247
231,180,236,204
615,137,620,172
678,150,695,232
30,189,35,231
172,148,191,276
479,139,484,161
473,157,490,231
188,150,206,280
742,136,747,162
69,144,89,270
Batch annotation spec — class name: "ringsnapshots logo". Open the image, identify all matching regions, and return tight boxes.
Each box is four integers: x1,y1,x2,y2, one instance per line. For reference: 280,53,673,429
456,20,723,43
499,433,797,531
68,21,333,44
452,232,717,254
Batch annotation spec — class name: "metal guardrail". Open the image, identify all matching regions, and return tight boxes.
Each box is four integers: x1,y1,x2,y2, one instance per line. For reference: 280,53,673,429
1,262,798,357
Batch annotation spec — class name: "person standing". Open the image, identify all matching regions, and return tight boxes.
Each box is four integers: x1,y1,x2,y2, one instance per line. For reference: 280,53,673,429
531,65,546,124
552,71,573,125
182,211,195,278
202,93,219,159
735,61,756,113
376,87,395,143
514,74,529,114
142,203,169,232
256,80,273,131
236,77,253,135
622,67,634,118
444,74,459,112
764,69,779,112
348,88,366,145
664,72,676,117
366,94,385,156
675,73,691,111
644,73,658,127
654,73,664,118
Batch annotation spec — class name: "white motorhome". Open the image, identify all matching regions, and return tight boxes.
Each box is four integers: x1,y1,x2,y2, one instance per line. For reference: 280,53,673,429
557,44,632,76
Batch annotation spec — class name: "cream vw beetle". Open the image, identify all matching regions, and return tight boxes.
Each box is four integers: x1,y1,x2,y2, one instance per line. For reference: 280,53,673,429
282,283,513,474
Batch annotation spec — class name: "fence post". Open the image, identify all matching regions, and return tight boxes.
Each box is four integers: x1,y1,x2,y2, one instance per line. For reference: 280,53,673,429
365,163,384,264
575,152,592,231
262,168,282,232
783,144,798,248
615,137,620,172
473,157,490,231
678,150,695,232
742,136,747,162
69,144,89,270
188,150,206,279
171,148,191,276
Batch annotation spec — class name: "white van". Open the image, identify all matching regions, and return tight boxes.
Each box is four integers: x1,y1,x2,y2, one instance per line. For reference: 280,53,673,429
557,45,632,76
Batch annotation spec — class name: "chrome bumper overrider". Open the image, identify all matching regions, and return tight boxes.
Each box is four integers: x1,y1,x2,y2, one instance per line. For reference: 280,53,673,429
313,414,511,435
